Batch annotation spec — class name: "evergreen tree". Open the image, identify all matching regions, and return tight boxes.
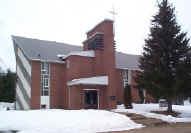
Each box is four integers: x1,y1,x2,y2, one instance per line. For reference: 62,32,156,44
136,0,191,113
124,84,133,109
0,69,16,102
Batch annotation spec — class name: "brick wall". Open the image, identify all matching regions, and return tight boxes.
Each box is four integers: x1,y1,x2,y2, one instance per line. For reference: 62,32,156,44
31,61,41,109
66,56,94,81
50,63,66,109
84,19,117,109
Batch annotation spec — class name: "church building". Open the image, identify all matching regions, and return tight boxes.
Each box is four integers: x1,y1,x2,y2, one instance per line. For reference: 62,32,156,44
12,19,142,110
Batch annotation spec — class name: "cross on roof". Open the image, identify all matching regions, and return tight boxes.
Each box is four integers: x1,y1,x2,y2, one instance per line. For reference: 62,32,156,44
109,6,117,22
109,6,117,37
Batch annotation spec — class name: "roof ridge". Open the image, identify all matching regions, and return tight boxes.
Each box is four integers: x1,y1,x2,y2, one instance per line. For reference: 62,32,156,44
116,51,140,56
12,35,81,47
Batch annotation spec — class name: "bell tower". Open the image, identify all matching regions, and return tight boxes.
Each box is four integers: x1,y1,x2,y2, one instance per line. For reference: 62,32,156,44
83,19,117,109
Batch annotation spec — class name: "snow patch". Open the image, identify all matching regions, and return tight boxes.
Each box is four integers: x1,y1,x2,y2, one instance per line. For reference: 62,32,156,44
0,109,143,133
57,50,95,60
114,103,191,123
67,76,108,86
0,102,14,110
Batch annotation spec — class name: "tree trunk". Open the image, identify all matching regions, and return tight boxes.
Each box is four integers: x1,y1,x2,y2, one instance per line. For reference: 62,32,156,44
167,98,173,113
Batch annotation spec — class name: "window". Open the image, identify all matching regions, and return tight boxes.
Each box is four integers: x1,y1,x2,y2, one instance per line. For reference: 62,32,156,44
66,60,70,69
40,62,50,96
122,70,128,88
87,35,104,50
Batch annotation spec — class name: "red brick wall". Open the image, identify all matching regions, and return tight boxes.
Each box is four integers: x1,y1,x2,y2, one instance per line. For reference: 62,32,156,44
66,56,94,81
31,61,41,109
69,86,82,109
50,63,66,109
115,69,124,105
84,19,117,109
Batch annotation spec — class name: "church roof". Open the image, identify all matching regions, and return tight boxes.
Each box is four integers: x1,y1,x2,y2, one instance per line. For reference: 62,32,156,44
12,35,140,70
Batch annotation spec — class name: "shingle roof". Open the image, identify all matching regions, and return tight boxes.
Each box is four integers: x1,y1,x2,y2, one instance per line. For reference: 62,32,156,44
12,36,82,62
115,52,140,70
12,36,140,70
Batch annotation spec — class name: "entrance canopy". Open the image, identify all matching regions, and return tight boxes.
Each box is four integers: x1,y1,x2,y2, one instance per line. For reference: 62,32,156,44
67,76,108,86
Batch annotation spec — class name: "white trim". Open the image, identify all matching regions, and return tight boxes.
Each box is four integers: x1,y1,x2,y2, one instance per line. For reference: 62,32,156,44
15,101,21,110
69,87,71,108
17,65,31,97
128,70,131,85
57,50,95,60
118,67,140,71
98,90,100,109
67,76,108,86
16,85,30,110
83,89,97,91
32,59,65,64
83,32,104,43
18,48,31,76
40,62,50,109
122,70,128,87
40,96,50,109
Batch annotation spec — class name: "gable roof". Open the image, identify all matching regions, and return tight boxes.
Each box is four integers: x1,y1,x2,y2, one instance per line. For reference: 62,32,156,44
12,35,140,70
12,35,82,62
115,52,140,70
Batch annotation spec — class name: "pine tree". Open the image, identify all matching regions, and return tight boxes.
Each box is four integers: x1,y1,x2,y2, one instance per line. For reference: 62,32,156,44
0,69,16,102
136,0,191,113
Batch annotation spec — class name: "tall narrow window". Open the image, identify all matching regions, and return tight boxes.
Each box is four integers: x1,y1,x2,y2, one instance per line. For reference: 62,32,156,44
122,70,128,88
40,62,50,96
66,60,70,69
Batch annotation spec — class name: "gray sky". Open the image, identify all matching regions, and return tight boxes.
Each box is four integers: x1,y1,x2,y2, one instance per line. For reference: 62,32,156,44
0,0,191,71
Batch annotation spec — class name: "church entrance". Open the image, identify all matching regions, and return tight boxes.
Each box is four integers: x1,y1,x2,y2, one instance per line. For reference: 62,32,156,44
84,89,98,109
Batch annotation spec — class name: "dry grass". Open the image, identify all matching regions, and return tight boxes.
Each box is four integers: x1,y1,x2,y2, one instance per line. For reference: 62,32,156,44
151,110,180,117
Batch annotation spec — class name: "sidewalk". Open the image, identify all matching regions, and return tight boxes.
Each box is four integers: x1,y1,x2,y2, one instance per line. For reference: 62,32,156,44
104,112,191,133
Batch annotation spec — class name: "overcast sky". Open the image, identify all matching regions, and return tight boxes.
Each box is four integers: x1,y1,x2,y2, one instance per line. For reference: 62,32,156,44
0,0,191,71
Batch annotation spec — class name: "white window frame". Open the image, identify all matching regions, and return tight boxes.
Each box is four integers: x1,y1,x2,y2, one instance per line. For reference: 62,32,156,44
40,62,50,96
66,60,70,69
122,70,128,88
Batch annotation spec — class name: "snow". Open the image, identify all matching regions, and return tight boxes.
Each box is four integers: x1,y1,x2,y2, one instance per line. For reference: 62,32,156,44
184,99,191,106
67,76,108,86
0,109,143,133
0,102,14,110
114,103,191,123
57,50,95,59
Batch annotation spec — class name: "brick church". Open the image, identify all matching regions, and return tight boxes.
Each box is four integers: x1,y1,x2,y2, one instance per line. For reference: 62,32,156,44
12,19,144,110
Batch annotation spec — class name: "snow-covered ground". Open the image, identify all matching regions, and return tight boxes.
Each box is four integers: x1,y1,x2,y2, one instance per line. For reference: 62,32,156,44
0,109,143,133
114,103,191,123
184,99,191,106
0,102,14,110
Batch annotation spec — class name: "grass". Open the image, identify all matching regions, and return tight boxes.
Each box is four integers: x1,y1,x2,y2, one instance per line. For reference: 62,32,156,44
151,110,180,117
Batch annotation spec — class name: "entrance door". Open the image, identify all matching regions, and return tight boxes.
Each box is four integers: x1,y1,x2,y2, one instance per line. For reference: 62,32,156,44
84,90,98,109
